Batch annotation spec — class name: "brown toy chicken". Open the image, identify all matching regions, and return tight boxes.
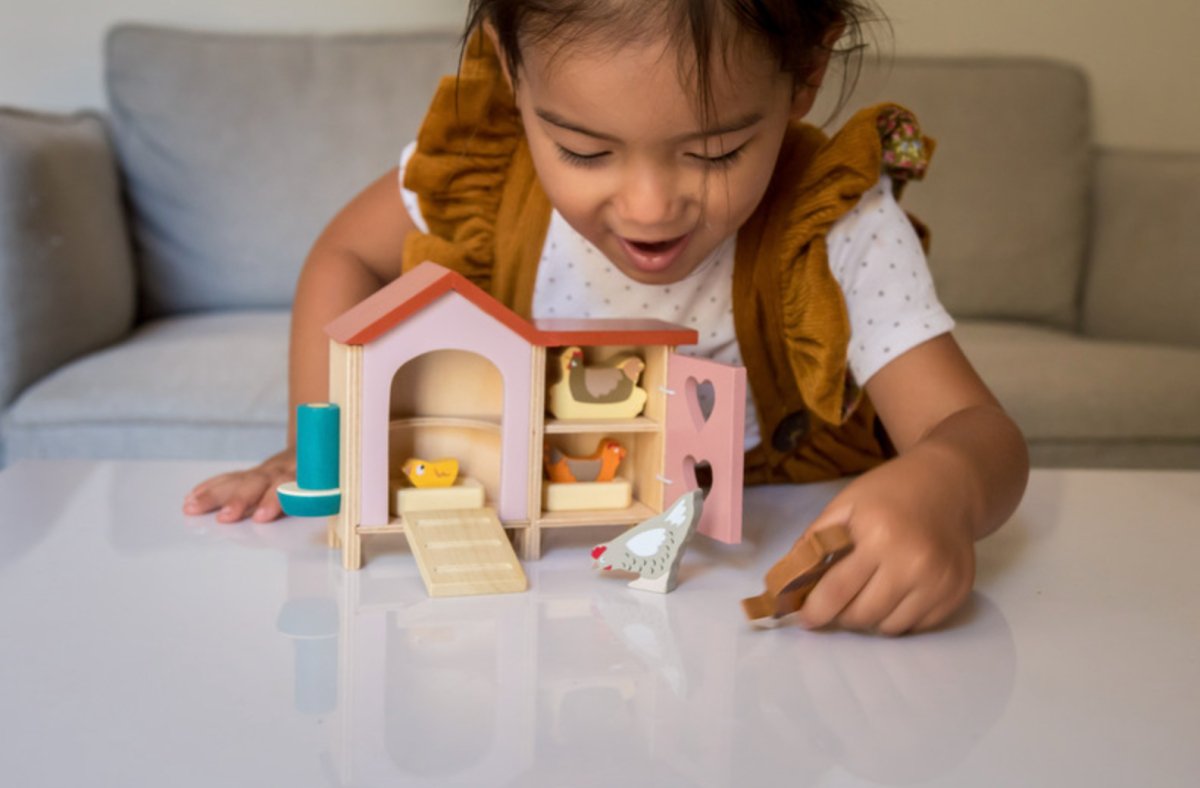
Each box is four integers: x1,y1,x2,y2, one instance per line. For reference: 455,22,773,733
544,438,627,483
591,489,703,593
741,525,854,625
548,346,648,420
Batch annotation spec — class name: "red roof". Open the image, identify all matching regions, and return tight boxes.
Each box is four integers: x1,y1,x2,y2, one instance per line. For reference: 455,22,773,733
325,262,698,348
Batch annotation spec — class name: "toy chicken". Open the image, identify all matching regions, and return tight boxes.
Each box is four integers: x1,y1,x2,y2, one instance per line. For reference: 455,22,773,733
741,525,854,625
401,457,459,488
591,489,703,593
544,438,626,483
547,346,648,420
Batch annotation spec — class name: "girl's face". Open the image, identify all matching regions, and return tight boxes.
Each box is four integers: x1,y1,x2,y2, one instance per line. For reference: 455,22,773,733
507,30,823,285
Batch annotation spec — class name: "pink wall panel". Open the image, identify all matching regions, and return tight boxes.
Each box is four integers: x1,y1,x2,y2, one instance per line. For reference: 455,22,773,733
359,293,533,526
664,354,746,543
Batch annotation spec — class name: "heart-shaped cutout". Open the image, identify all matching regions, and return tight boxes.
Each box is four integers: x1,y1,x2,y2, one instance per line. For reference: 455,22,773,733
686,377,716,431
683,455,714,499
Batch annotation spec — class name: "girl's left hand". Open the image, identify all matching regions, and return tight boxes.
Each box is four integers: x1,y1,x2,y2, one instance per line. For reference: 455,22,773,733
795,451,978,636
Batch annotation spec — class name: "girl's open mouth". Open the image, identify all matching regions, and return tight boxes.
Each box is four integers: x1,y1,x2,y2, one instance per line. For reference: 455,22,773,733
618,234,690,273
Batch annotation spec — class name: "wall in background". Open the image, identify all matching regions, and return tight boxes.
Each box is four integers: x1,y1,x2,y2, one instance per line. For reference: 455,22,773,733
1,0,1196,151
0,0,468,111
890,0,1200,152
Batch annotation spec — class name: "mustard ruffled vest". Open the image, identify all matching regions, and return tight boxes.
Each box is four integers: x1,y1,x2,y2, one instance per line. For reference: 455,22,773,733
403,32,935,485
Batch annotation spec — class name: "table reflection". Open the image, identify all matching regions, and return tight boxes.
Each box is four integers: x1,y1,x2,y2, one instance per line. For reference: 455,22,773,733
270,546,1015,787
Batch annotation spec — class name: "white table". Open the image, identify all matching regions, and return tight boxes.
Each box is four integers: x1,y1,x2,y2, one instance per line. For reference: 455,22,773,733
1,461,1197,787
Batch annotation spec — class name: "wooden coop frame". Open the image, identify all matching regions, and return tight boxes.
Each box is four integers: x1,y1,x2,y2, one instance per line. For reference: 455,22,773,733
319,262,745,591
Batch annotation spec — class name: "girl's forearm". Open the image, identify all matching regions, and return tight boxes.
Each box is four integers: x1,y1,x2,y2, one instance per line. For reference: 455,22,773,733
906,403,1030,539
286,247,386,444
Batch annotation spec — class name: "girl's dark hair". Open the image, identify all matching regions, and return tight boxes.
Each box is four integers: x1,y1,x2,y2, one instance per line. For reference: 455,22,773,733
463,0,881,124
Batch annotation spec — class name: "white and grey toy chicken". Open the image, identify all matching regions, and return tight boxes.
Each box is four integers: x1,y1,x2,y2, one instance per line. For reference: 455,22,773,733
590,489,704,593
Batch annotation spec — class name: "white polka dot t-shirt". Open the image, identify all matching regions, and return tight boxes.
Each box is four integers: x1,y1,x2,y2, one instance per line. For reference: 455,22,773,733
828,178,956,381
398,142,955,449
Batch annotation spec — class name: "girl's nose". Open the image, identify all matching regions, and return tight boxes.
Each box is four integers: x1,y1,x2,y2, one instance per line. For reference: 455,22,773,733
614,164,685,230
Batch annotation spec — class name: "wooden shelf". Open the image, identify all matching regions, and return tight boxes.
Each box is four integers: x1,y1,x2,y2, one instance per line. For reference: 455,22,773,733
357,523,407,536
390,416,502,433
536,500,656,528
359,513,530,535
543,416,659,434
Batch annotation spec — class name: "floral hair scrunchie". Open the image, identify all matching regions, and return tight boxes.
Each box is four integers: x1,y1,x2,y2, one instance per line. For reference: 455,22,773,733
878,107,930,182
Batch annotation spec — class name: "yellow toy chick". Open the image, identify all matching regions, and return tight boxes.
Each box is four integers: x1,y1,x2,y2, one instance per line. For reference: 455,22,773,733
402,457,459,488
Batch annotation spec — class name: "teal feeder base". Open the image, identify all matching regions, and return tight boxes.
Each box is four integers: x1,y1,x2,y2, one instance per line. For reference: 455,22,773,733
277,482,341,518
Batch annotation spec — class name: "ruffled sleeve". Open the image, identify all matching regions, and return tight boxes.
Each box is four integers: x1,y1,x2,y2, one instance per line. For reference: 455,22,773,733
401,30,532,293
735,103,934,429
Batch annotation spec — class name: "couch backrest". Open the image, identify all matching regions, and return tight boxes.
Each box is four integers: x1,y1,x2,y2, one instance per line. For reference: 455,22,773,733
106,25,462,317
813,56,1092,329
1083,149,1200,348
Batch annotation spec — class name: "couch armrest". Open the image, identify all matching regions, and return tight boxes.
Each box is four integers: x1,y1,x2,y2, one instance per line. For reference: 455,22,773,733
1082,148,1200,348
0,109,136,410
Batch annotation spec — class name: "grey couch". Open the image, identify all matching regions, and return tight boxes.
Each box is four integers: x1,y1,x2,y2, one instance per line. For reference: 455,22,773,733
2,25,1198,468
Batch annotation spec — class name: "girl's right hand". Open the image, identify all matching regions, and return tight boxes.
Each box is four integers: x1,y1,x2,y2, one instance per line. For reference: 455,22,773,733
182,448,297,523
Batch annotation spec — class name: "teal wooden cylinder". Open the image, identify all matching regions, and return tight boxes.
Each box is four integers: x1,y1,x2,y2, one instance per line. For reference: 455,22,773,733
297,403,340,491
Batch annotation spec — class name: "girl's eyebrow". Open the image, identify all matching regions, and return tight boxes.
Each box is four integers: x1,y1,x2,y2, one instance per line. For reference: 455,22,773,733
535,108,765,143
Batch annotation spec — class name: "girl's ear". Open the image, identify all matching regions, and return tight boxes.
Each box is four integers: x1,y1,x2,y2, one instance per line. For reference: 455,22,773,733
483,22,516,92
790,21,846,121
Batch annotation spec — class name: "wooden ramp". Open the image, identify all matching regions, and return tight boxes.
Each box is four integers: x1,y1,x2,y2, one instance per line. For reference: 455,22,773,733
404,508,527,597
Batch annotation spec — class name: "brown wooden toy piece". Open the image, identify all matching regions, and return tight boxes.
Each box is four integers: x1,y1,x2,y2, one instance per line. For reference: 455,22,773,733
741,525,854,623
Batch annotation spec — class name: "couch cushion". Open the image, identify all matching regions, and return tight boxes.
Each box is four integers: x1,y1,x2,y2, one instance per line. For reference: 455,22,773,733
813,58,1091,329
1,311,288,461
0,108,136,408
1082,149,1200,348
954,320,1200,465
105,25,462,317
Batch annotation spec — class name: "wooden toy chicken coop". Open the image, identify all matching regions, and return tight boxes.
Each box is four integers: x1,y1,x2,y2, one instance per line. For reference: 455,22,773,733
313,262,744,593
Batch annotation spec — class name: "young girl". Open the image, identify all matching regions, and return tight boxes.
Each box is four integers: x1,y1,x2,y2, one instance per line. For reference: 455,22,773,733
184,0,1028,635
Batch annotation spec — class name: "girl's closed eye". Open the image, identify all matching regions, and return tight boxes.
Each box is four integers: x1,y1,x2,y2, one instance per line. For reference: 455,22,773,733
689,143,748,169
555,144,610,168
555,142,750,169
